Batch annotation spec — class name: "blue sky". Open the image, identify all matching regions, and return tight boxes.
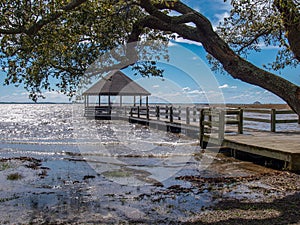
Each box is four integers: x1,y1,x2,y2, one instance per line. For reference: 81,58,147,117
0,0,299,103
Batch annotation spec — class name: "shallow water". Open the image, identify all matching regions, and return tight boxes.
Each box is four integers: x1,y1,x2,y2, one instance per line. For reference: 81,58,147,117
0,104,291,224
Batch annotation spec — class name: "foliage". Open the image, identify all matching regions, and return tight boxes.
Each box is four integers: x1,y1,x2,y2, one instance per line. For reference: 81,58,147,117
217,0,299,70
0,0,151,100
0,162,12,171
0,0,299,103
7,172,23,180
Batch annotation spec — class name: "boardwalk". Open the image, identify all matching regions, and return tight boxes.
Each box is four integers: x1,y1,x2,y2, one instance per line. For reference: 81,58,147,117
86,105,300,170
206,131,300,170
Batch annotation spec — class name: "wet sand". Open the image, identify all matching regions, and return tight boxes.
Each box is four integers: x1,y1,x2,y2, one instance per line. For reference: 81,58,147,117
1,153,300,225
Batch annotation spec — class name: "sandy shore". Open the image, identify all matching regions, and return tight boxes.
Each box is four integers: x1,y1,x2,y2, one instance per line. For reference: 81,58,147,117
181,171,300,224
1,153,300,225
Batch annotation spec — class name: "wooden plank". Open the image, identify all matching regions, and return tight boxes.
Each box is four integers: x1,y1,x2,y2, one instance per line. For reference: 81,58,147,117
243,117,270,123
275,110,295,114
203,121,220,127
226,120,239,125
276,119,299,123
225,110,240,115
244,109,271,114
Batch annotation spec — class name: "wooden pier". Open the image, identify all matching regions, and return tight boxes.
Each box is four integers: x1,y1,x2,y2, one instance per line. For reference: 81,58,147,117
86,105,300,170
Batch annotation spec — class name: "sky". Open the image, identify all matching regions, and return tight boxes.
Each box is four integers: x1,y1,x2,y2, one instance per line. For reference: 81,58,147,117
0,0,299,104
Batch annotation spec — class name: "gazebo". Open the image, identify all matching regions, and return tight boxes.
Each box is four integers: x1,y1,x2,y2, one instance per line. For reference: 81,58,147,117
83,70,151,118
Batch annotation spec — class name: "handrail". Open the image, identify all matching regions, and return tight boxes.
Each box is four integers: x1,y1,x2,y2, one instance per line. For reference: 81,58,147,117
243,108,299,132
127,105,298,132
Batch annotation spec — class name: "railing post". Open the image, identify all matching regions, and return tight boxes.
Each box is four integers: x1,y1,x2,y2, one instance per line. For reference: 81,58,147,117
169,106,173,123
137,106,140,118
130,107,133,117
193,106,197,122
238,108,243,134
165,106,169,119
208,109,212,128
218,110,225,145
186,107,190,125
271,108,276,132
146,106,150,120
156,106,160,120
199,109,205,149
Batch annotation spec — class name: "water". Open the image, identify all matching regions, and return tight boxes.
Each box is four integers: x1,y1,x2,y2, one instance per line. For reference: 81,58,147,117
0,104,202,181
0,104,293,224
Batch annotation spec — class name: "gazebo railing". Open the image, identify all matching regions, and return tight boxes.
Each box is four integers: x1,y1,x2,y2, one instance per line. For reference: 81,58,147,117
84,106,112,117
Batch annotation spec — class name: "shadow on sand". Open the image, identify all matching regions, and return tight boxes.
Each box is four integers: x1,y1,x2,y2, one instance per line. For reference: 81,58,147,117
183,192,300,225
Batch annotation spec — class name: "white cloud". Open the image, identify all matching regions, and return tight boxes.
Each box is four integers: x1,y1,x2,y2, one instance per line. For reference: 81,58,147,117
188,89,205,95
182,87,191,92
218,84,229,89
174,37,203,46
218,84,237,89
168,35,202,47
152,85,160,88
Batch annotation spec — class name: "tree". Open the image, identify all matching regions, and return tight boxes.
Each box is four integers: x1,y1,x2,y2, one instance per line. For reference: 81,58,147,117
0,0,299,115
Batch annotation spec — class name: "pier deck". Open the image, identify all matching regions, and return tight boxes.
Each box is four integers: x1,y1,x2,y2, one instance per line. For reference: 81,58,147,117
86,105,300,170
203,131,300,170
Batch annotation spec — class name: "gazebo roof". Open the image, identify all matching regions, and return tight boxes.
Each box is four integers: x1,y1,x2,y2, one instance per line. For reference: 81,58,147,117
83,70,151,96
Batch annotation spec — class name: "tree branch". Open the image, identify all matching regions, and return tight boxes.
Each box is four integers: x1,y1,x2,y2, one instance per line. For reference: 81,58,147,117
137,0,300,115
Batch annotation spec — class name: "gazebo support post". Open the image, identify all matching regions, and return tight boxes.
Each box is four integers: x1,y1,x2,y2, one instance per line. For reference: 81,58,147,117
98,94,101,106
134,96,136,107
120,95,122,107
140,95,142,106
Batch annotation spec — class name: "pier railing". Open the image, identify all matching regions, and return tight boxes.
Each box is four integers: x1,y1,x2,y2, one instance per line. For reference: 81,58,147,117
243,108,299,132
85,104,299,134
130,106,182,122
198,108,244,146
128,105,299,133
